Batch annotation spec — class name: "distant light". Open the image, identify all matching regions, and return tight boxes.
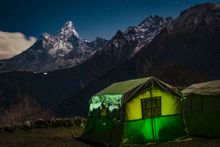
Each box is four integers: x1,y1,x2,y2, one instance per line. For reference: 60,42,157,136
43,72,48,75
34,72,37,74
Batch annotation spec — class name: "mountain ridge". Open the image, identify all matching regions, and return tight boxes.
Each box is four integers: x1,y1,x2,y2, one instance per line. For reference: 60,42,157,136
0,21,108,72
0,15,171,73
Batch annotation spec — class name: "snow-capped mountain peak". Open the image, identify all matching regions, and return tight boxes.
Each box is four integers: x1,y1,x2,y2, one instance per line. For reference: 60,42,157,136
124,15,172,53
0,21,108,72
58,21,79,38
40,21,81,58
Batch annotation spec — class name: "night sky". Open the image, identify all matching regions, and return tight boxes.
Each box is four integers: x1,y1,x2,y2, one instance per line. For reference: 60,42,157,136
1,0,219,40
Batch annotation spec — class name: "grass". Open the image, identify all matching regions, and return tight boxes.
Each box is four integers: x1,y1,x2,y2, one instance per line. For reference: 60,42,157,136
123,137,220,147
0,127,91,147
130,137,220,147
1,127,220,147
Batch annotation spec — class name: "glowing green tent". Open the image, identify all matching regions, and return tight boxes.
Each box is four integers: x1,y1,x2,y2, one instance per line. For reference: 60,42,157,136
182,80,220,137
82,77,187,145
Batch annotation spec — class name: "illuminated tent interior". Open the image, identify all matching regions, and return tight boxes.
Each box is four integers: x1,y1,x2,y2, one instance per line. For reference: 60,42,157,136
182,80,220,137
82,77,188,145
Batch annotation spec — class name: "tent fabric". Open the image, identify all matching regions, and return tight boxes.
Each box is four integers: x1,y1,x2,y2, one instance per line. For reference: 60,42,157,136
183,111,220,137
182,80,220,137
123,86,187,144
123,114,186,144
125,87,181,120
182,80,220,96
94,77,151,96
182,94,220,137
82,117,123,145
92,76,182,105
82,76,188,145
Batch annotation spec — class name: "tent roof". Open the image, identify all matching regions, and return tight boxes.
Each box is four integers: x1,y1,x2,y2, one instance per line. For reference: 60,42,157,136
95,77,151,96
182,80,220,96
95,77,181,98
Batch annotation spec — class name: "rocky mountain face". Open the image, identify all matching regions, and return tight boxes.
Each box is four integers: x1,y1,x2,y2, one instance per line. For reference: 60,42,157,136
0,3,219,119
124,15,172,54
76,15,172,78
0,21,108,72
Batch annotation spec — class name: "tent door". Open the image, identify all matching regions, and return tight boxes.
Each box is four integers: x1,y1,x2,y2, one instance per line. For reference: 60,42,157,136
141,96,161,142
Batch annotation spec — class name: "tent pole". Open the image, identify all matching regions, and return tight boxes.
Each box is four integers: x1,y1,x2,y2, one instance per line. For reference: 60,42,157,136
150,79,155,143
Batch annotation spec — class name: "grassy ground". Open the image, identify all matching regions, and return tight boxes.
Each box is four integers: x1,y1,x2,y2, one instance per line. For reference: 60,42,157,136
124,138,220,147
1,127,220,147
0,127,91,147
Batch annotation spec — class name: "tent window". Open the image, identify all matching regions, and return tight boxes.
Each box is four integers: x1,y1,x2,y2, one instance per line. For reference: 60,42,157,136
141,97,161,118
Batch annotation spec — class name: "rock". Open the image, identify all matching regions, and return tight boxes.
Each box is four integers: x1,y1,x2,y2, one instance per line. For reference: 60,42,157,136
73,116,86,127
62,118,74,127
22,121,32,130
12,122,22,130
52,118,74,127
0,126,3,133
33,119,48,128
3,124,14,133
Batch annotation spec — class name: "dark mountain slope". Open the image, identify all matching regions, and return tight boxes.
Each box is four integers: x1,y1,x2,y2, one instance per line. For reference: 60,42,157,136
137,3,220,79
